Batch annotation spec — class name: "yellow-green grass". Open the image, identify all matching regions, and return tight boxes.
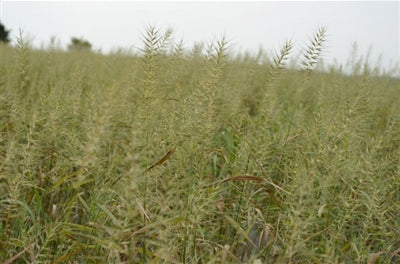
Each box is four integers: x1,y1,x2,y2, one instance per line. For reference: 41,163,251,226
0,27,399,263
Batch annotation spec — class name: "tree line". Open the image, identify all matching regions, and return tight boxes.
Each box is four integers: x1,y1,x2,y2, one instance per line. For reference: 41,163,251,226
0,21,92,51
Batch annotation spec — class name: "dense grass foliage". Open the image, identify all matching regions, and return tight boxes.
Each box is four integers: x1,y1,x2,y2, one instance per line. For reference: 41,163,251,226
1,28,399,263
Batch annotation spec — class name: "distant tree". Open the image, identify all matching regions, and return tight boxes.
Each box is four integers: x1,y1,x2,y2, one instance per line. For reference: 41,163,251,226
0,21,11,43
68,37,92,51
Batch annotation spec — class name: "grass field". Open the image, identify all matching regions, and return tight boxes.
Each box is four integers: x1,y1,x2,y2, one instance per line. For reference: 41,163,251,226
1,27,399,263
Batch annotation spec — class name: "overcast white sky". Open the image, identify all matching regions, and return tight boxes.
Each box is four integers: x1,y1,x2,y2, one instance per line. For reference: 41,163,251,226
1,1,399,73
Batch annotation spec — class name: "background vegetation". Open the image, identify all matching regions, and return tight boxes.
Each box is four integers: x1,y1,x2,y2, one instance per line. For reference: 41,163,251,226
0,21,11,43
1,27,399,263
68,37,92,52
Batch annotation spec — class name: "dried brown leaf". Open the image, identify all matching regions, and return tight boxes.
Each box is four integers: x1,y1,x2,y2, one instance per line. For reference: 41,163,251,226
147,148,175,171
368,251,385,264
